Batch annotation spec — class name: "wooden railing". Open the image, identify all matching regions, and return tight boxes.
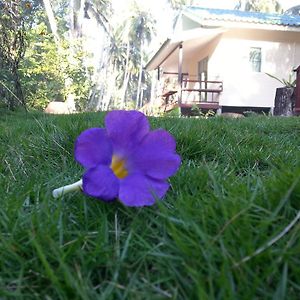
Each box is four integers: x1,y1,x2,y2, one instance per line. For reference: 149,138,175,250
181,79,223,92
181,79,223,102
160,75,223,111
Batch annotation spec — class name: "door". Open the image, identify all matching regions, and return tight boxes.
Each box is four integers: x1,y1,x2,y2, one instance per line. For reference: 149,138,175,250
198,57,208,101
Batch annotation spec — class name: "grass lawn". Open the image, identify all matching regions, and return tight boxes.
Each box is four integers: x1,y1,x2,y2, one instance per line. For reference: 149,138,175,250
0,110,300,299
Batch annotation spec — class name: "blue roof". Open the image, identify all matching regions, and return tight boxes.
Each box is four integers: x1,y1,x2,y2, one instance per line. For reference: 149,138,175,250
184,6,300,27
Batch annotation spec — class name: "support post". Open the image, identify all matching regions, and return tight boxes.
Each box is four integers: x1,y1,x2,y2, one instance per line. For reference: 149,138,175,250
293,65,300,115
178,44,183,115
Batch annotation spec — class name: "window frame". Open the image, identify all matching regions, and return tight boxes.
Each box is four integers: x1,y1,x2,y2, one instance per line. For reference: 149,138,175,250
249,47,262,73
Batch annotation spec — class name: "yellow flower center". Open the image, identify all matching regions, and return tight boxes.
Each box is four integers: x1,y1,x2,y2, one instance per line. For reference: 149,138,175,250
110,155,128,179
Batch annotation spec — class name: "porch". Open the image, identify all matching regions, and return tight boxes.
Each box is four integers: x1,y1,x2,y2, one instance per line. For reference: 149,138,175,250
161,73,223,113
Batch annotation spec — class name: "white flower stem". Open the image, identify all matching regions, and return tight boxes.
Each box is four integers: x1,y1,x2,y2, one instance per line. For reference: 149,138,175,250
52,179,82,198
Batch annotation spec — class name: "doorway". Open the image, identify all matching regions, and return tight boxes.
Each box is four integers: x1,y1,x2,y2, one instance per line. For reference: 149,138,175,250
198,57,208,101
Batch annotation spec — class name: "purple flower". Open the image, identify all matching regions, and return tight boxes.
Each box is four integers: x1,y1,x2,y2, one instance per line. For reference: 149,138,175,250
74,110,181,207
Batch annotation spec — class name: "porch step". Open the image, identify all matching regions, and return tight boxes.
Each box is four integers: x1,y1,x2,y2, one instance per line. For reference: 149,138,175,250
180,102,220,110
163,102,220,116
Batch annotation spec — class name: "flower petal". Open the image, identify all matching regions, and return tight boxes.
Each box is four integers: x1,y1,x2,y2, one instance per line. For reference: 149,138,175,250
130,129,181,180
142,129,177,152
119,173,169,207
75,128,112,168
105,110,150,155
82,165,119,201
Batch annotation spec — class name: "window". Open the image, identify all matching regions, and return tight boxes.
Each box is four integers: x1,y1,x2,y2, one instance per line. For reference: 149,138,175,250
249,47,262,72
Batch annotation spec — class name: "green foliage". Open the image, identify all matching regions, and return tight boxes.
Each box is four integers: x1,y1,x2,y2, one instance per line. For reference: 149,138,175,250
65,43,93,111
1,0,159,111
191,105,215,118
0,112,300,299
20,23,65,108
266,71,296,88
20,22,92,110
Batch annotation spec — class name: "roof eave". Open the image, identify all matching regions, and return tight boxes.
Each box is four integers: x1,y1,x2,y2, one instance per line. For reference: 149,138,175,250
199,19,300,32
145,39,181,71
182,10,300,32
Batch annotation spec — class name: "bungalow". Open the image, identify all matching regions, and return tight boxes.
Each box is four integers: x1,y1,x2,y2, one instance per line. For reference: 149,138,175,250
145,6,300,114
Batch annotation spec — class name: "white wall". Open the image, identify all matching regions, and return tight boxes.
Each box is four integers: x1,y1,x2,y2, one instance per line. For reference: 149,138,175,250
208,29,300,107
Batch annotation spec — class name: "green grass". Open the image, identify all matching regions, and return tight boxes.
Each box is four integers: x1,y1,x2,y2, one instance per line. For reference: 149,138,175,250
0,111,300,299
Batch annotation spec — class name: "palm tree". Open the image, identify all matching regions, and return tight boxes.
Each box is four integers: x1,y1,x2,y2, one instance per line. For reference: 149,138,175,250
69,0,112,38
235,0,282,13
168,0,193,10
285,5,300,15
69,0,114,110
89,0,155,111
131,10,155,108
119,3,155,109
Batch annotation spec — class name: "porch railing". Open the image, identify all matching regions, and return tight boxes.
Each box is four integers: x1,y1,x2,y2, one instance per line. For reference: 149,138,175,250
181,79,223,103
161,74,223,110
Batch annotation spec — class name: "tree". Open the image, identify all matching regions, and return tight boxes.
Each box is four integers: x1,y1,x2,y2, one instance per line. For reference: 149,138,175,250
84,0,156,110
0,1,32,109
168,0,213,10
72,0,115,110
130,9,155,108
285,5,300,16
235,0,283,13
69,0,85,38
2,0,162,111
18,0,92,110
168,0,193,10
113,2,155,109
42,0,60,44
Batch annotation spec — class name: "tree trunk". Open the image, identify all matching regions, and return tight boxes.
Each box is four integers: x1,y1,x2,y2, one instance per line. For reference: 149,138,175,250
136,44,143,109
274,87,295,116
120,39,131,108
42,0,60,45
70,0,85,39
102,65,117,111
